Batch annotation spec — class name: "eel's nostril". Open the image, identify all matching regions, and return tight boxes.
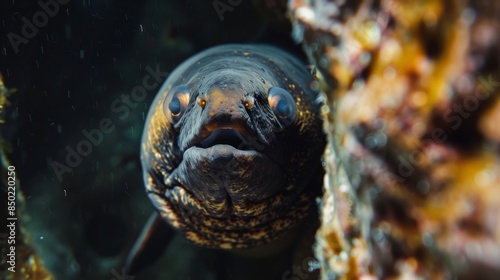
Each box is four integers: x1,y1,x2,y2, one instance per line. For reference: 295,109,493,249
243,96,255,109
196,96,206,108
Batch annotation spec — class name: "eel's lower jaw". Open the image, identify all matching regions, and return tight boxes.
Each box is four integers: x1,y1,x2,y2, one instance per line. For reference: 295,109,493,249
184,144,262,161
169,144,284,217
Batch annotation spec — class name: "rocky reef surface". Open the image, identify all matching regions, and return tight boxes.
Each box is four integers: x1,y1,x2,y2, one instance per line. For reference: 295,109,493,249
289,0,500,279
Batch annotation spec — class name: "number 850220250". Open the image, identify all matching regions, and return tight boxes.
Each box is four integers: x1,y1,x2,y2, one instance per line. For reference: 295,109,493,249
7,166,16,215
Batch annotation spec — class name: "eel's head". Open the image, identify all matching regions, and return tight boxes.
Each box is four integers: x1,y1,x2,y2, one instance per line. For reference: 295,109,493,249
141,45,325,249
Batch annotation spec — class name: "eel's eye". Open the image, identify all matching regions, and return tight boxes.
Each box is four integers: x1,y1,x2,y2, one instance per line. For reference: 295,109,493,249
268,87,297,126
163,84,190,123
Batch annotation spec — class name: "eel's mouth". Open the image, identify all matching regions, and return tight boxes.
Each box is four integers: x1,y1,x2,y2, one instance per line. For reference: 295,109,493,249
184,124,263,154
196,127,256,151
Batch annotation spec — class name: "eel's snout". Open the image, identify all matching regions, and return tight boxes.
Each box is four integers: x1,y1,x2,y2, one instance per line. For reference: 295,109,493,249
181,84,270,152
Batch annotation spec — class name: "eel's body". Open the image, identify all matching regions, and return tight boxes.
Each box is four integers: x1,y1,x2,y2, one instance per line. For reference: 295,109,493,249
128,44,325,276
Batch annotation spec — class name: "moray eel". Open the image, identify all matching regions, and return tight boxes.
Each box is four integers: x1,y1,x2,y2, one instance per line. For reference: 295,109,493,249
127,44,325,273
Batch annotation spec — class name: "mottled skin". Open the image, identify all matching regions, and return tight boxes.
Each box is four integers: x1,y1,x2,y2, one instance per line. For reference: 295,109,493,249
141,44,325,250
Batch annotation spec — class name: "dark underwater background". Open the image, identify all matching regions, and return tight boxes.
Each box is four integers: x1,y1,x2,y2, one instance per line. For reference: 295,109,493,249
0,0,298,279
